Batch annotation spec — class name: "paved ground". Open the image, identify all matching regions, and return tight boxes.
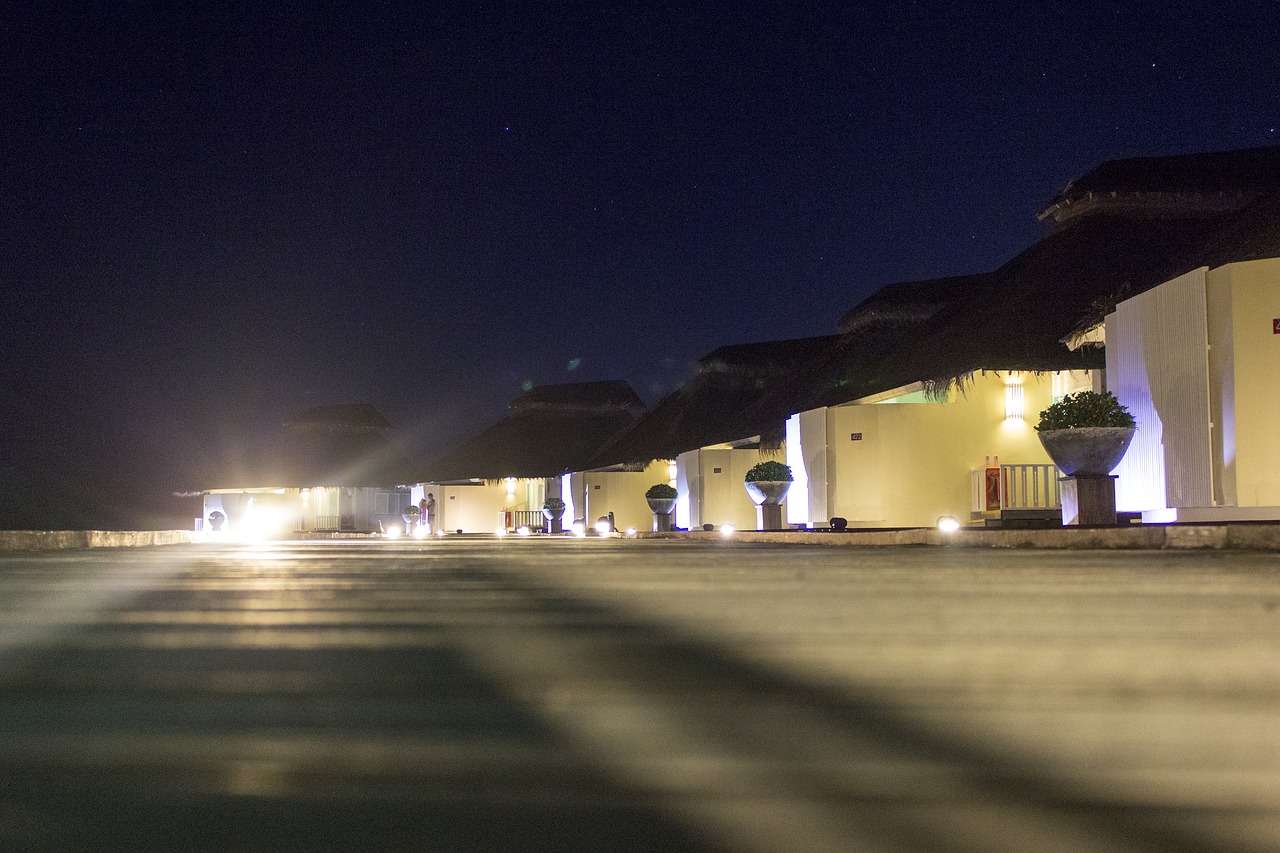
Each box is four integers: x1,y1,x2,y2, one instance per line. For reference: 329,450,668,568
0,538,1277,852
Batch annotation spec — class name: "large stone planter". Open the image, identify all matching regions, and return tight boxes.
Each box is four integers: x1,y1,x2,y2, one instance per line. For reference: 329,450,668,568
542,507,564,534
745,480,792,506
646,497,676,532
1039,427,1135,526
745,480,792,531
1037,427,1136,476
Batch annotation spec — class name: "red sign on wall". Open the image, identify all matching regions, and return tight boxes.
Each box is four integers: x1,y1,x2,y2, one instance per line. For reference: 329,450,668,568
850,432,863,441
1273,318,1280,334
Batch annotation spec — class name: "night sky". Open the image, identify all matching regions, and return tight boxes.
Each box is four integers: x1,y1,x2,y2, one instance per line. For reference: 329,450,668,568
3,2,1278,528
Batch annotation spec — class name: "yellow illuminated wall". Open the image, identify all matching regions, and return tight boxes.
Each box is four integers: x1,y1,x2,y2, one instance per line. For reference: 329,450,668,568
427,482,509,533
569,460,670,531
821,372,1080,527
678,448,780,530
1206,258,1280,507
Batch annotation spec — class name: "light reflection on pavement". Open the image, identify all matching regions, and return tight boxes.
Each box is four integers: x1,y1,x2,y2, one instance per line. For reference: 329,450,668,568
0,539,1277,852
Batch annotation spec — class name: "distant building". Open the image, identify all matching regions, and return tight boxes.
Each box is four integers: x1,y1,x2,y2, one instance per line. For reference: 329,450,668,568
413,380,660,533
196,403,411,536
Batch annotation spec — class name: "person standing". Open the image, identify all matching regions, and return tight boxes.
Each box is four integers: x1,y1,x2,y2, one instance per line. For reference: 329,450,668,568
418,496,429,531
425,493,436,532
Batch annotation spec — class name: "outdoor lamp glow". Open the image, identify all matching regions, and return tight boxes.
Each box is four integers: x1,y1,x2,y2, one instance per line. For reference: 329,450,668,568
571,522,587,538
495,527,508,538
516,526,531,536
625,527,637,538
937,516,961,533
413,524,429,539
594,520,612,535
1005,377,1024,420
719,524,735,538
386,524,402,539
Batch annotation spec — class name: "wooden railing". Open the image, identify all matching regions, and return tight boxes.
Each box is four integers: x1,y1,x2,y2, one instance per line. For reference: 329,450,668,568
971,464,1061,513
511,510,546,531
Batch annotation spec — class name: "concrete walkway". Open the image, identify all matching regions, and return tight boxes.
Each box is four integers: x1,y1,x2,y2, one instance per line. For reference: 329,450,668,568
0,538,1277,851
6,522,1280,551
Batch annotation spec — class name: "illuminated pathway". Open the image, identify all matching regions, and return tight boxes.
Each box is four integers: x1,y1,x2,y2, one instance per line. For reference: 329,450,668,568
0,539,1277,851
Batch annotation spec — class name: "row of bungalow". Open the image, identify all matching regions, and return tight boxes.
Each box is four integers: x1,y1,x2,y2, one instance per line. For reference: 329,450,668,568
198,145,1280,534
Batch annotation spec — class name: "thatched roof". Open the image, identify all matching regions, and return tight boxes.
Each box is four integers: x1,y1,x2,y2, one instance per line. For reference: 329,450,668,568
587,336,840,466
1040,145,1280,224
1185,186,1280,269
200,404,411,490
1055,145,1280,197
837,273,981,334
508,379,645,415
420,380,646,481
776,213,1218,415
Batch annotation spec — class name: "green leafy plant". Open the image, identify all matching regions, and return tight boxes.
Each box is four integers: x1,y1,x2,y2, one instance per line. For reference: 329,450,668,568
744,460,793,482
645,483,678,499
1035,391,1135,431
542,497,566,512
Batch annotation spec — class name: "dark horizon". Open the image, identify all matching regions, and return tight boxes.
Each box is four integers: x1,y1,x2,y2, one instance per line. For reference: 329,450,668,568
4,2,1279,529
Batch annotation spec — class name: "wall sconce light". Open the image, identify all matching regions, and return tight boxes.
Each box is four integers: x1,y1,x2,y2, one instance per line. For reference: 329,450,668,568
1004,379,1024,420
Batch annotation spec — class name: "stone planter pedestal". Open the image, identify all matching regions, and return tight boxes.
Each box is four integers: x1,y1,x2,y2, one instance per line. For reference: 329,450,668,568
1039,427,1135,526
745,480,791,531
542,508,564,535
1060,475,1119,526
646,497,676,532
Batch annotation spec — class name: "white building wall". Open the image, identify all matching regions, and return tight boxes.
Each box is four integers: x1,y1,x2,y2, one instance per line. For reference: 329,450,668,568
789,408,828,527
1107,267,1214,516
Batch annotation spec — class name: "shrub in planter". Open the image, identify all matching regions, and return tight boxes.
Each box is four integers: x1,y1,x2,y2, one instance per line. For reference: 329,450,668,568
645,483,678,499
542,497,566,515
1036,391,1136,477
1035,391,1135,431
744,460,793,509
645,483,678,531
744,460,793,482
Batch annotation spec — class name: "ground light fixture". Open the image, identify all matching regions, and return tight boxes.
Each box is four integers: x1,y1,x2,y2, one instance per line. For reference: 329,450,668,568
385,524,402,540
937,516,961,533
495,527,508,538
413,524,429,539
624,527,637,538
594,520,612,536
719,524,735,538
516,526,531,537
571,522,587,538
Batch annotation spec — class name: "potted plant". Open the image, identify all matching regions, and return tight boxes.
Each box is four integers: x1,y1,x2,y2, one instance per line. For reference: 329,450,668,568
402,505,421,529
542,497,566,534
645,483,678,532
744,460,793,506
1035,391,1136,476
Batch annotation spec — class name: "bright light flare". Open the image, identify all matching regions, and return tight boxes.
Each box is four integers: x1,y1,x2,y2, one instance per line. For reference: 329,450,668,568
571,522,587,538
937,516,961,533
495,527,508,538
594,520,612,535
719,524,735,538
624,527,637,538
385,524,402,540
516,525,531,537
413,524,429,539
